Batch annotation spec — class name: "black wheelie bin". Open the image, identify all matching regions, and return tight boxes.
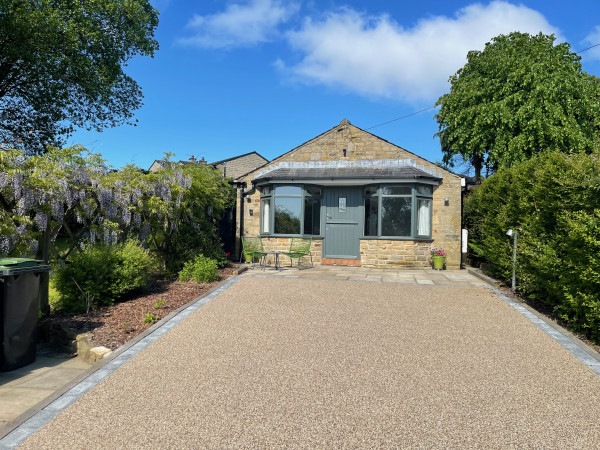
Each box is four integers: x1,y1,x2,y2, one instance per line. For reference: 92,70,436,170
0,258,51,371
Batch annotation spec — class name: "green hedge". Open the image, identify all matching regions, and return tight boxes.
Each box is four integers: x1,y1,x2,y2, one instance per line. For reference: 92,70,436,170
54,240,157,312
464,151,600,341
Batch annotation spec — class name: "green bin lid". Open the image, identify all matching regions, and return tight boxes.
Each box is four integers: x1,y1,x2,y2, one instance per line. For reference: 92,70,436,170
0,258,45,270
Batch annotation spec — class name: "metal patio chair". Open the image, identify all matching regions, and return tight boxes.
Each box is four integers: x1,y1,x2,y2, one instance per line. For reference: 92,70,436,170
240,236,267,268
282,237,313,268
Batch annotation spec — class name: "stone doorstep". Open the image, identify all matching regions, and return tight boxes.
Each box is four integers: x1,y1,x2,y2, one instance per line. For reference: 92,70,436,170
321,258,361,266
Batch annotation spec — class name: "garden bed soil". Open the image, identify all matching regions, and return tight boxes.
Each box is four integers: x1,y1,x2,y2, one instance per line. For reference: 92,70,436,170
41,265,240,351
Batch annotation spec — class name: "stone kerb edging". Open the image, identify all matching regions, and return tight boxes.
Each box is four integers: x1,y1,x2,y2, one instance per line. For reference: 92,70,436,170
466,266,600,376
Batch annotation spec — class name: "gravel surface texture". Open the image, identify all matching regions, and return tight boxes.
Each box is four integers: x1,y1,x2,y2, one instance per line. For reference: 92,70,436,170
22,277,600,448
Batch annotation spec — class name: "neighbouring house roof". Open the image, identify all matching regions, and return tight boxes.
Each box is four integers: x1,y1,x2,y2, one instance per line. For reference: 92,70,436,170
148,157,206,172
209,151,268,180
252,159,443,185
148,152,268,178
209,151,266,167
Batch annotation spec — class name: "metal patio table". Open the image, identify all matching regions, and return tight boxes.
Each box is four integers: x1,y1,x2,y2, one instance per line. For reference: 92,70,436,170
261,251,284,271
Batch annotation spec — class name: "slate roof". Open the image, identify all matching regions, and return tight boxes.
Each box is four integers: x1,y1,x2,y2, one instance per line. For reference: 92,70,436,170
253,165,441,182
209,151,266,167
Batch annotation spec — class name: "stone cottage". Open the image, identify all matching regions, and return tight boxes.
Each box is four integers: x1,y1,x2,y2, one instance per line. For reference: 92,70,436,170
234,120,463,269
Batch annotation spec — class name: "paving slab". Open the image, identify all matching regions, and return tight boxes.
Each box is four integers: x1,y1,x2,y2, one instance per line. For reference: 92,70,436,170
12,277,600,448
0,346,91,430
244,266,492,288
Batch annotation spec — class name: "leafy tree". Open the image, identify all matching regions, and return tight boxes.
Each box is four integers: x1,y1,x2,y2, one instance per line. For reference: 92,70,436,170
0,0,159,154
435,32,600,182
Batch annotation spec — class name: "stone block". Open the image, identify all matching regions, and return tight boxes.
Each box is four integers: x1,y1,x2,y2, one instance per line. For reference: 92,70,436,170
89,347,112,363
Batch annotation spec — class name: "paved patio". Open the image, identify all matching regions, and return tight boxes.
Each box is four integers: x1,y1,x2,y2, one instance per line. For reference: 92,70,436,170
243,263,491,287
9,273,600,448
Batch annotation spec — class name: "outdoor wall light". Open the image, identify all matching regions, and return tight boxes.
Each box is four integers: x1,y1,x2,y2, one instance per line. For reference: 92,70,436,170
246,196,251,203
444,197,449,206
249,209,253,216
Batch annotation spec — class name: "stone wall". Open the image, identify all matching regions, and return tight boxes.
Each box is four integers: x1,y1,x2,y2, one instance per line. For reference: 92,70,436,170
360,239,432,269
260,237,323,266
40,322,112,363
236,120,462,269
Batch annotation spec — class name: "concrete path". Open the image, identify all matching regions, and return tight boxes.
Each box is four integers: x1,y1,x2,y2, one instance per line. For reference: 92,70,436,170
5,272,600,447
0,346,90,432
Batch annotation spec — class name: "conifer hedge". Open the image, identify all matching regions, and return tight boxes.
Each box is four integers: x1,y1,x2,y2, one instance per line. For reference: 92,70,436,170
464,151,600,341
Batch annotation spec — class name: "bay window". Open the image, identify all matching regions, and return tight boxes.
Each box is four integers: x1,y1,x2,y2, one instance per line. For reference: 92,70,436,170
260,185,321,236
363,184,433,238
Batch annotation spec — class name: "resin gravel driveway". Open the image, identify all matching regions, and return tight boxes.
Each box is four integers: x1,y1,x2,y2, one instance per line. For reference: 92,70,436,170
21,277,600,448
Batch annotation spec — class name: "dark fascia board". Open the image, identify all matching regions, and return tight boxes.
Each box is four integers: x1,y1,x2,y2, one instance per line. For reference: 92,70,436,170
208,151,268,167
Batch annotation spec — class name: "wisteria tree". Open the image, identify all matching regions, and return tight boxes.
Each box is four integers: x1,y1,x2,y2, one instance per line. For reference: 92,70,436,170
0,147,234,272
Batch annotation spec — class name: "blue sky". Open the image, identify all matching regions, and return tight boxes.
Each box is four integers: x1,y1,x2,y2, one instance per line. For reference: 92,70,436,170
68,0,600,171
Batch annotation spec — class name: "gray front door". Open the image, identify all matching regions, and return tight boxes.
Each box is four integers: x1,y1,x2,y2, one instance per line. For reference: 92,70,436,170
324,187,361,259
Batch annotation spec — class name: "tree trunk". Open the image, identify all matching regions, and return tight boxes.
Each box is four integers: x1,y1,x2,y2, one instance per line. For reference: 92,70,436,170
36,229,51,316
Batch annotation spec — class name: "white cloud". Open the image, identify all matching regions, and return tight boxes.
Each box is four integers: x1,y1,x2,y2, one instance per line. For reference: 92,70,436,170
179,0,299,49
582,26,600,60
281,1,561,102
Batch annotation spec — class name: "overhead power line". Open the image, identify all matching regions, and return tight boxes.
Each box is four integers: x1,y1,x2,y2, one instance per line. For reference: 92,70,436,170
365,41,600,132
575,42,600,54
365,106,437,131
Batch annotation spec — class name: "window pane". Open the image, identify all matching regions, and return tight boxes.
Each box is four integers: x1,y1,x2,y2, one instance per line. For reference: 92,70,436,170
364,197,379,236
381,197,411,236
365,186,378,197
306,186,321,197
381,185,411,196
274,197,301,234
275,185,301,196
417,185,432,196
259,185,271,196
417,199,431,236
261,199,270,233
304,198,321,235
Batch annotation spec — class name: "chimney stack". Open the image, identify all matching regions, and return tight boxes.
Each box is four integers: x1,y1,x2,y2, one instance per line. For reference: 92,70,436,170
199,157,206,166
189,155,196,162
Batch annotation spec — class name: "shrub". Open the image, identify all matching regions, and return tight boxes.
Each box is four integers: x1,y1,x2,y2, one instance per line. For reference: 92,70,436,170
161,222,230,276
54,240,157,312
144,313,158,324
464,150,600,341
48,277,60,310
178,255,219,283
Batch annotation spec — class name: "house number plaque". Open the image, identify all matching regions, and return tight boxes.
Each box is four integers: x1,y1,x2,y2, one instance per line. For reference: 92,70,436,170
339,197,346,212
